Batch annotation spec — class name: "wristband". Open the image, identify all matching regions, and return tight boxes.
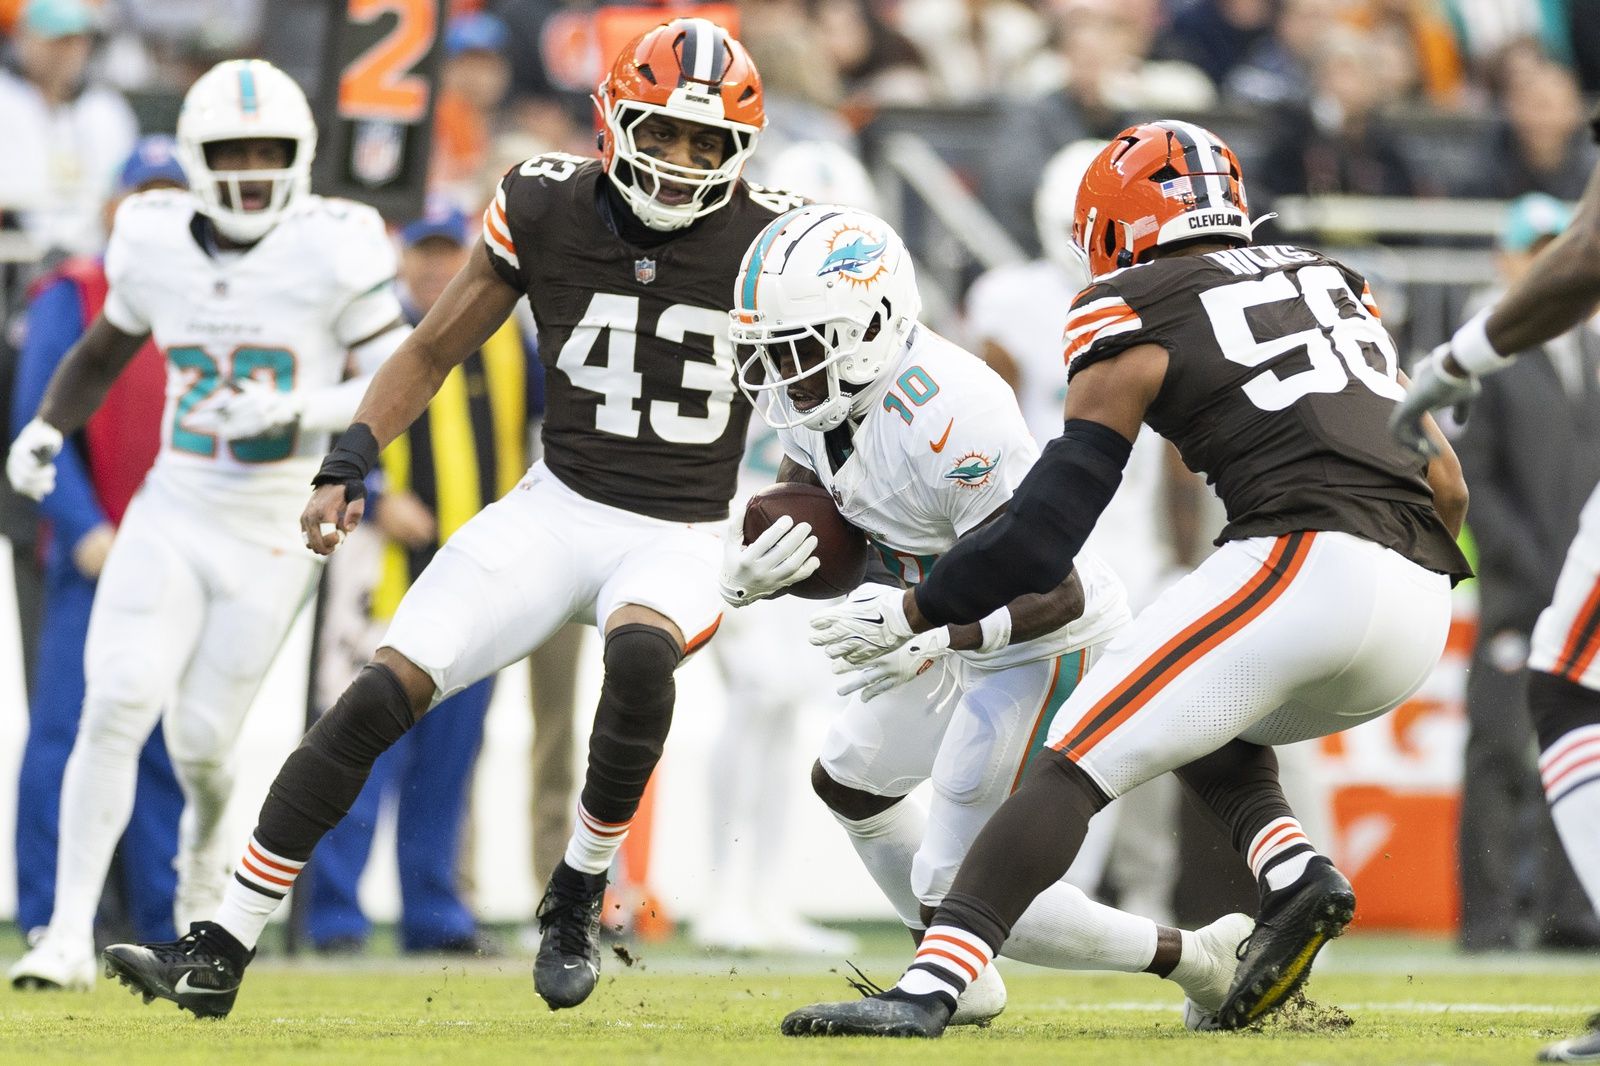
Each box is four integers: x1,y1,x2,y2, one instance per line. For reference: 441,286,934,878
1449,308,1512,377
977,606,1013,655
311,423,381,503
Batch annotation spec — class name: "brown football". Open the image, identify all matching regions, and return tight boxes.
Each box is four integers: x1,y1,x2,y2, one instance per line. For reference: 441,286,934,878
743,482,869,600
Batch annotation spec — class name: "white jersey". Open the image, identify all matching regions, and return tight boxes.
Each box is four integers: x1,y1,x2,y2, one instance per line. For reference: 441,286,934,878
778,329,1129,669
966,257,1173,608
102,190,401,550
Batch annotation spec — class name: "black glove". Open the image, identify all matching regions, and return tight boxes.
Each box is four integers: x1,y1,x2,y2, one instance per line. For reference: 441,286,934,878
311,423,380,503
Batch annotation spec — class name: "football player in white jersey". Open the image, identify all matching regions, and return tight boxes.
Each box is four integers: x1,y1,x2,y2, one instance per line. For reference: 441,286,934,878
719,205,1252,1028
6,59,406,990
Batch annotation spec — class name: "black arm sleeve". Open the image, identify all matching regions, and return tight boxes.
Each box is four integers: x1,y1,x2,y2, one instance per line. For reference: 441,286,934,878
912,419,1132,625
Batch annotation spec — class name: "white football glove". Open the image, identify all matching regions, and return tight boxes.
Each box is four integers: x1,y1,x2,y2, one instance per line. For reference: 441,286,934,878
809,583,916,665
718,513,820,606
7,418,63,501
1389,343,1479,457
833,627,951,702
212,378,303,441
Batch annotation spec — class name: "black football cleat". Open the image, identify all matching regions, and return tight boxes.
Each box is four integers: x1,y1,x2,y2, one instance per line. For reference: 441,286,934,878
1540,1013,1600,1062
102,922,253,1020
533,862,607,1010
781,991,952,1038
1217,857,1355,1030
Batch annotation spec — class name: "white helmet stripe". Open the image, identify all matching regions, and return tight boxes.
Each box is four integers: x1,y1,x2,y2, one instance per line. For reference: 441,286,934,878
682,18,719,83
1166,119,1228,209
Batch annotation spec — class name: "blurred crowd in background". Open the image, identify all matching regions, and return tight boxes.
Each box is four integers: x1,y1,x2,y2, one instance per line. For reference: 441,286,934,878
4,0,1600,957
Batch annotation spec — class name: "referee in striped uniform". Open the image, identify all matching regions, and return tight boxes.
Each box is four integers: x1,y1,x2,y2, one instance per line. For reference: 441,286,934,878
304,200,542,954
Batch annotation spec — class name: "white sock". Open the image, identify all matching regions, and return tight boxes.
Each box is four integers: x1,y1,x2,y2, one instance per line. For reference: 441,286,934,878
897,924,993,1006
1003,879,1158,972
48,713,147,945
832,796,929,930
563,804,630,875
1542,725,1600,913
214,835,304,949
172,759,235,931
1248,816,1317,891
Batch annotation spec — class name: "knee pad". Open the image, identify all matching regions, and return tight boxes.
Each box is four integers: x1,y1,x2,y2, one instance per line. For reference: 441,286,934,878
601,624,681,709
1529,669,1600,752
810,759,902,821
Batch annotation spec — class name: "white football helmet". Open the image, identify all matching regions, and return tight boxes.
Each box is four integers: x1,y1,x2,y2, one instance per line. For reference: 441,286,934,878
176,59,317,243
731,205,921,432
1033,140,1103,277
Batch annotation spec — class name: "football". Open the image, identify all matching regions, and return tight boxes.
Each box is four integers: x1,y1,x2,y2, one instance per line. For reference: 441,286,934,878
743,482,869,600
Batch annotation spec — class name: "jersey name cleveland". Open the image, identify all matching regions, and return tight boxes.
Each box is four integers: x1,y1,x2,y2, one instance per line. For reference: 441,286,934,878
1066,244,1471,579
484,154,801,522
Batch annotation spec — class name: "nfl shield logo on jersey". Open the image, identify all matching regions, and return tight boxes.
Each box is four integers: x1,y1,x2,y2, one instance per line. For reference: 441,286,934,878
635,257,657,284
351,120,404,188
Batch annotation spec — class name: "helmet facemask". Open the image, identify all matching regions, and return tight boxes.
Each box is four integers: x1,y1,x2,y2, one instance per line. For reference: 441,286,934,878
732,309,883,432
598,93,760,232
187,137,307,244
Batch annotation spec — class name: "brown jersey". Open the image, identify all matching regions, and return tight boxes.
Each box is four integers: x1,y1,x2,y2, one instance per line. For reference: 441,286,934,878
1065,243,1471,580
482,153,804,522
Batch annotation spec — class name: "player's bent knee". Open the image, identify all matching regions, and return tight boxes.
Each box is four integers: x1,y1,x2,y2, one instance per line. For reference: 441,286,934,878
1528,669,1600,751
810,759,903,821
601,624,682,708
372,646,440,718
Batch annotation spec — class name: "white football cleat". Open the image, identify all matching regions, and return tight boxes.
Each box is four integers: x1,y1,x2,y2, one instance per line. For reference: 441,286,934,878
9,931,95,991
948,962,1006,1027
1175,911,1254,1031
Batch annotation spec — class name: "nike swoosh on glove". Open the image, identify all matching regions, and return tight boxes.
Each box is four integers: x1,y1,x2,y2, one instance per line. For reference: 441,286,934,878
809,583,915,664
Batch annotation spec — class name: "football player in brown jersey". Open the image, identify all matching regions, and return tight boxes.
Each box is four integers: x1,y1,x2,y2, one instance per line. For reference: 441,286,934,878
93,18,806,1020
779,120,1472,1039
1393,105,1600,1065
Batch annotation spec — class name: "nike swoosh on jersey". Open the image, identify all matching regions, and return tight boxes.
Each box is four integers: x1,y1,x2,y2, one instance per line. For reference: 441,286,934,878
930,419,954,453
174,972,231,995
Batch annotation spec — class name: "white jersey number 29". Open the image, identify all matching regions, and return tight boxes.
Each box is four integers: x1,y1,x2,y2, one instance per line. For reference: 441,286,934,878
1200,264,1405,412
555,293,734,444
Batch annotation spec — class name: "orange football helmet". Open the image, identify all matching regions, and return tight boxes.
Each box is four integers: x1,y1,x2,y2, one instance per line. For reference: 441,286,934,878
594,17,766,231
1072,120,1252,279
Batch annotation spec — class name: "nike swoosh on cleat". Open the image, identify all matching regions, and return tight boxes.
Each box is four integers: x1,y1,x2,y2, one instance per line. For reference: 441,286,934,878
929,419,954,453
173,973,231,995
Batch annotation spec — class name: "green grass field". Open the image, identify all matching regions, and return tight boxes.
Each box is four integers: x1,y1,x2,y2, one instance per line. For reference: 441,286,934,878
4,930,1597,1065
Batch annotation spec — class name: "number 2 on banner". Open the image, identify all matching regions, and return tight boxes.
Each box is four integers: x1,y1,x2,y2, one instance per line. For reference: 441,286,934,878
339,0,437,124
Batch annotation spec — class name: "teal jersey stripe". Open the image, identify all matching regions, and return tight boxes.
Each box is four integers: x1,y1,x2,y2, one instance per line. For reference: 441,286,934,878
1013,650,1086,790
739,206,810,311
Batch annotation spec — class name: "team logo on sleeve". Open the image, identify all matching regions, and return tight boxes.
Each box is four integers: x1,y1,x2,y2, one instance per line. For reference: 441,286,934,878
817,225,889,290
944,450,1000,488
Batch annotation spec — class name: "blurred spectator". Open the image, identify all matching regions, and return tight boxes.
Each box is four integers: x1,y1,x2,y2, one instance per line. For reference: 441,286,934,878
1342,0,1466,107
432,11,513,207
808,0,930,115
8,136,188,949
981,0,1213,249
741,1,855,154
895,0,1049,101
1467,59,1597,200
0,0,137,256
1256,28,1423,201
1445,0,1571,71
303,201,539,956
1225,0,1337,110
1153,0,1274,89
1454,194,1600,951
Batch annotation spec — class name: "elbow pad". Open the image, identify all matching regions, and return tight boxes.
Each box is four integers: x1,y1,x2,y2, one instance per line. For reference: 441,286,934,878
914,419,1132,626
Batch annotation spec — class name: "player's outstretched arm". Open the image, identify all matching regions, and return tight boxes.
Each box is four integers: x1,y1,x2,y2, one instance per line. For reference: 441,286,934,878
302,250,519,554
905,344,1166,631
34,315,149,436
